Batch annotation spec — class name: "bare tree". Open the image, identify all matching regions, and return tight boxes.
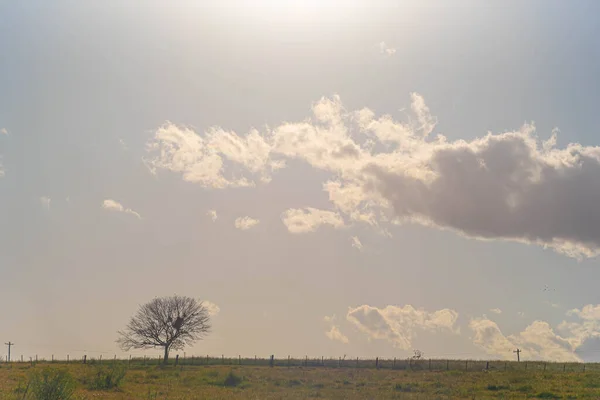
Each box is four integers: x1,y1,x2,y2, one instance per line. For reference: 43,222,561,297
117,295,211,364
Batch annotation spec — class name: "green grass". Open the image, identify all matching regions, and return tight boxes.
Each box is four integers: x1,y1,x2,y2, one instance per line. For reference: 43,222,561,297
0,361,599,399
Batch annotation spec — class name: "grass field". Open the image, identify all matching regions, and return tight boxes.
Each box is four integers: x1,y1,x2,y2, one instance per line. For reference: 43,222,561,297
1,360,600,399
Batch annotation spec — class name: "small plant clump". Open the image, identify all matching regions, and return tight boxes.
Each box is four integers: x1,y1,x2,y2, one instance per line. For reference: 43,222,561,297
87,363,127,390
27,368,76,400
223,370,243,387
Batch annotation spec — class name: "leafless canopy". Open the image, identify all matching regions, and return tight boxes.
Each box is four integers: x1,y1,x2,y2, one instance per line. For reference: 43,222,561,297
117,295,211,363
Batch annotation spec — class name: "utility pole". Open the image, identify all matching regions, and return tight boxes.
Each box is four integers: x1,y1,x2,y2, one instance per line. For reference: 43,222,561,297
4,342,13,362
513,348,521,362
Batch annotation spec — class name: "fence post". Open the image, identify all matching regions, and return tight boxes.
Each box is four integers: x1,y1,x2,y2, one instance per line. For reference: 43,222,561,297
504,362,507,371
376,357,379,369
99,355,102,364
563,364,566,372
322,356,325,366
175,354,179,366
254,355,257,364
356,357,359,368
465,360,468,371
305,355,308,367
486,361,489,371
288,355,290,367
239,355,241,365
393,357,396,369
83,355,87,364
270,355,274,367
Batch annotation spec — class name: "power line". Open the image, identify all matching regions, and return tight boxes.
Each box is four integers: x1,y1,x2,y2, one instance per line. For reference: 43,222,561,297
513,348,521,362
4,342,14,362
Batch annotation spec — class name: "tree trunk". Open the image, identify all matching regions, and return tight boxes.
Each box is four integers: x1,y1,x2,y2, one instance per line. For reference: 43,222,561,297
163,346,169,365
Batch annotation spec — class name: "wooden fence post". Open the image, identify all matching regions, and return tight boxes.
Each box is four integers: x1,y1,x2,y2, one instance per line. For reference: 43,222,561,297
393,357,396,369
270,355,274,367
99,355,102,364
83,355,87,364
465,360,468,371
356,357,359,368
486,361,489,371
288,355,290,367
305,355,308,367
175,354,179,366
504,362,507,371
376,357,379,369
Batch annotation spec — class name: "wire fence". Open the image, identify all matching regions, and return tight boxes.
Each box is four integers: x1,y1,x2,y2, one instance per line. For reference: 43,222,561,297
1,354,598,373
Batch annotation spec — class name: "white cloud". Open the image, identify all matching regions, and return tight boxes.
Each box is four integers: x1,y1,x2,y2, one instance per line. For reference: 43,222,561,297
490,308,502,314
325,325,349,344
148,93,600,258
0,128,7,135
350,236,363,251
281,207,345,233
207,209,218,222
378,41,396,56
347,304,459,350
234,216,260,230
471,304,600,362
40,196,51,210
202,300,220,317
146,123,283,188
102,199,141,219
470,318,581,362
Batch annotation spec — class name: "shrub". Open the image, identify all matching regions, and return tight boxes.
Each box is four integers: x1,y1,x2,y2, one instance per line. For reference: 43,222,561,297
223,370,243,387
87,363,127,390
28,368,75,400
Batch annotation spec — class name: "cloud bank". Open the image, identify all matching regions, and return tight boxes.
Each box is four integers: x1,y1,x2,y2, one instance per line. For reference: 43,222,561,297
346,304,459,350
147,93,600,258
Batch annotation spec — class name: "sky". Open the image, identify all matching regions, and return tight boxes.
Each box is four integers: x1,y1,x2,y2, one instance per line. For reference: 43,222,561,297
2,0,600,363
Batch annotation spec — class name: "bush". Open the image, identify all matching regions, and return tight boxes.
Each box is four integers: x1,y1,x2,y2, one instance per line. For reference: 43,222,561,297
223,370,242,387
28,368,75,400
87,363,127,390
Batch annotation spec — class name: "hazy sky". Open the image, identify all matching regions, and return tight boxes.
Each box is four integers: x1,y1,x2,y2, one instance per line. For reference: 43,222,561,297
2,0,600,362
